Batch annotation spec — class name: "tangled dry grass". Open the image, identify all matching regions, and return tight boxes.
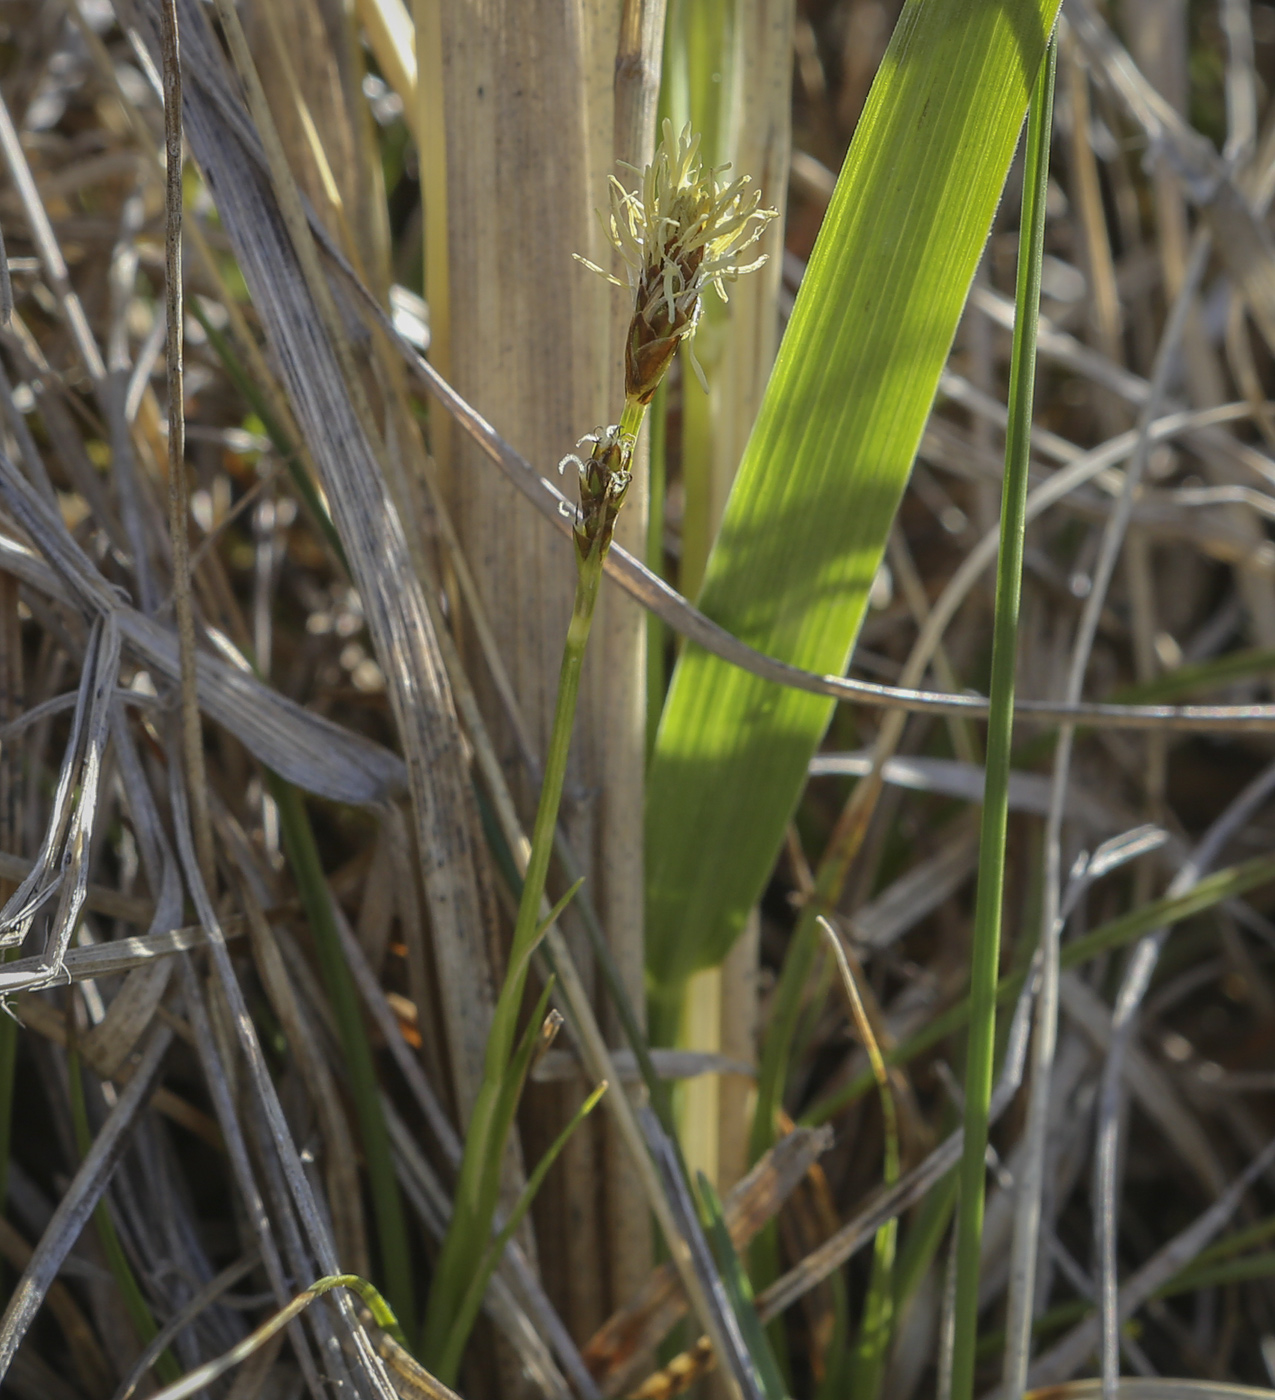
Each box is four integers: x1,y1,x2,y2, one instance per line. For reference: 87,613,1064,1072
0,2,1274,1399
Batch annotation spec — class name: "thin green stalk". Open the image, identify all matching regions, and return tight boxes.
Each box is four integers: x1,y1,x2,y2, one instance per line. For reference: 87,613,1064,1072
646,375,668,762
480,783,681,1145
419,559,595,1368
66,1035,182,1385
949,37,1056,1400
421,408,642,1377
698,1172,788,1400
268,774,416,1343
820,919,898,1400
427,114,774,1381
437,1080,609,1382
891,1160,958,1317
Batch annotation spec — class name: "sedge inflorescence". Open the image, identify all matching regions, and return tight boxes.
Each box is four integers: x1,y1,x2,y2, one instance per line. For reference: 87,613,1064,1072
559,424,631,561
577,119,777,407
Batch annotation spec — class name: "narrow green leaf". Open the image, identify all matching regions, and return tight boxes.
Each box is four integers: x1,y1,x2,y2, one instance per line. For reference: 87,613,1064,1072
698,1172,789,1400
950,33,1057,1400
1110,645,1275,705
269,775,416,1343
645,0,1063,1019
437,1081,609,1385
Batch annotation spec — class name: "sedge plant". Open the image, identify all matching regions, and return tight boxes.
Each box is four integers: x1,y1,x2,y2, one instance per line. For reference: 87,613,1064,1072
419,119,774,1378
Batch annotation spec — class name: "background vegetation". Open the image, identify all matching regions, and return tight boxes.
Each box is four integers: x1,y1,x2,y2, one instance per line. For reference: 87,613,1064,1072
0,1,1274,1399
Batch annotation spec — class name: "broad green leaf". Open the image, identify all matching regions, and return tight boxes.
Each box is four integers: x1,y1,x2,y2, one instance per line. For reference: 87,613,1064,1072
645,0,1063,1015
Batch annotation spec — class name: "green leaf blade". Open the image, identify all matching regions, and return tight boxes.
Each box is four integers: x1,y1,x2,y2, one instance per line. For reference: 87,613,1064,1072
646,0,1063,1002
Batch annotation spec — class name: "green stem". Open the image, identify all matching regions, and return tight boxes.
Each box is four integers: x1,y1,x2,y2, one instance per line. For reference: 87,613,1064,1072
421,510,613,1376
436,1081,608,1383
646,376,668,762
268,774,416,1344
949,36,1056,1400
620,397,646,442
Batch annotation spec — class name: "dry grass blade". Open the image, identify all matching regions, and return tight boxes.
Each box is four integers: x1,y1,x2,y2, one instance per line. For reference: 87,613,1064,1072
0,1024,173,1380
630,978,1039,1399
164,750,399,1399
0,614,119,991
0,471,406,803
1024,1134,1275,1391
640,1107,765,1400
135,0,500,1129
235,864,369,1277
0,923,241,986
140,1274,459,1400
1027,1384,1275,1400
399,343,1275,734
112,1252,261,1400
1094,758,1275,1394
1067,0,1275,353
0,1218,113,1398
808,753,1113,824
157,0,214,892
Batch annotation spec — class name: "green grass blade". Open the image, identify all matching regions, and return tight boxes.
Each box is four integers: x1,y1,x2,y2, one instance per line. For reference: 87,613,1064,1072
269,775,416,1343
437,1081,609,1385
949,34,1056,1400
1110,645,1275,704
698,1171,789,1400
891,1162,959,1319
645,0,1064,1027
488,979,558,1185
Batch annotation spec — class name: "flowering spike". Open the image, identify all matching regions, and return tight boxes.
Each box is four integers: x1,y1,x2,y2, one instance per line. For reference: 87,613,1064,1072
569,426,632,561
579,119,778,407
